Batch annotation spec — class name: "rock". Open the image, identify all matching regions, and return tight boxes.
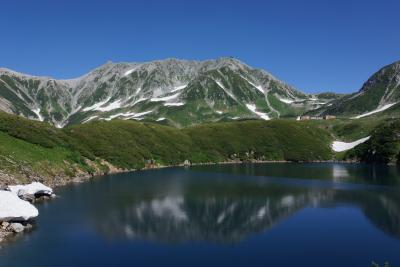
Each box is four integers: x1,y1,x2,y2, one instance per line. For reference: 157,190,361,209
9,223,24,233
1,222,9,230
17,189,35,203
0,191,39,221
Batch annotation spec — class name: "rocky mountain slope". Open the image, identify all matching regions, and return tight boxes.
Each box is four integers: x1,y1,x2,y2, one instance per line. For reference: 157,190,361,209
309,60,400,118
0,58,333,127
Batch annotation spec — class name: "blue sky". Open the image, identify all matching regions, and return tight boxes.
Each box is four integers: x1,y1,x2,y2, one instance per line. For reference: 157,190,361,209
0,0,399,93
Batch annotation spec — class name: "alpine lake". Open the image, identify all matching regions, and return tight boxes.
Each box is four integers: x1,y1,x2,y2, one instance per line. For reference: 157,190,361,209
1,163,400,267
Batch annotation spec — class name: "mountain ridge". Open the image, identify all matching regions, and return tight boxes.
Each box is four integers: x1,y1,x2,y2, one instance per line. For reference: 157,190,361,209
0,57,330,127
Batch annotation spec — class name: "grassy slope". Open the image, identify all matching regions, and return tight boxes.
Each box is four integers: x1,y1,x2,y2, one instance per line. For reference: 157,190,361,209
0,112,100,185
302,117,383,141
184,120,332,162
66,119,333,169
0,112,334,185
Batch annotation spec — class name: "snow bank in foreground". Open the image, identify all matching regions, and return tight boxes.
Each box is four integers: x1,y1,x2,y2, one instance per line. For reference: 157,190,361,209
331,136,370,152
8,182,53,197
352,103,397,119
0,191,39,221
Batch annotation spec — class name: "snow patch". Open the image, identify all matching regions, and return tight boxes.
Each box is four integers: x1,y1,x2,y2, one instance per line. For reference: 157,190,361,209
240,75,264,94
124,68,136,76
150,93,180,102
171,84,188,92
278,98,295,104
164,102,185,107
331,136,370,152
131,97,148,106
245,104,270,120
32,108,44,121
0,191,39,221
94,99,123,112
352,103,397,119
82,97,112,112
156,117,166,121
8,182,53,196
215,80,238,101
104,110,153,121
215,110,223,114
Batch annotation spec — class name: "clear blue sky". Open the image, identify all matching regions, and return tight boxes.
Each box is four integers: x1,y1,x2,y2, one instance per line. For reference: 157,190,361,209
1,0,399,93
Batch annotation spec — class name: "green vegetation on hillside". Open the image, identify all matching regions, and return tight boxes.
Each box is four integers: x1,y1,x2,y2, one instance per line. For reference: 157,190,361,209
304,117,383,141
0,112,334,185
345,119,400,164
2,109,400,186
184,120,332,163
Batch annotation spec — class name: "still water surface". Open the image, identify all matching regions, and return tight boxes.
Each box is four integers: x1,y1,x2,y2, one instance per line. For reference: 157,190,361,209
1,163,400,267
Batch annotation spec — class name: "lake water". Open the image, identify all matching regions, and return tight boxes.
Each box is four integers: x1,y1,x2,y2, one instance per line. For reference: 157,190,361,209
1,163,400,267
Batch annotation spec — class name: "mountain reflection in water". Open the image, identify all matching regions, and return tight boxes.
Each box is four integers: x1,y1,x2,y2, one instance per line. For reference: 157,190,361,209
86,164,400,243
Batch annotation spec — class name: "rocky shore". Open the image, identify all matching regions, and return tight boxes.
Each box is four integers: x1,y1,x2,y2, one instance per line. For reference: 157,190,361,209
0,182,55,244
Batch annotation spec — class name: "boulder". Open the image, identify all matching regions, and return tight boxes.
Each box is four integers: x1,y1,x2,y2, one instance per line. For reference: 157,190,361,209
1,221,10,229
0,191,39,221
9,223,24,233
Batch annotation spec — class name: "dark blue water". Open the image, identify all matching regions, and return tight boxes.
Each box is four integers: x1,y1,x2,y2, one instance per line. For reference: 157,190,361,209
1,163,400,267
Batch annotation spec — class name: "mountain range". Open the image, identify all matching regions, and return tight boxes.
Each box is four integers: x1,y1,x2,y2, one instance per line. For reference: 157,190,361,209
0,58,399,127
